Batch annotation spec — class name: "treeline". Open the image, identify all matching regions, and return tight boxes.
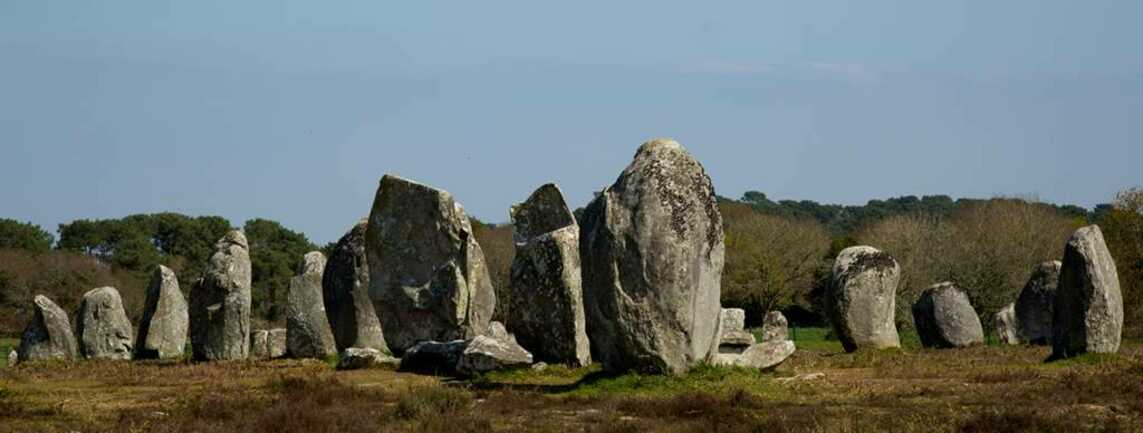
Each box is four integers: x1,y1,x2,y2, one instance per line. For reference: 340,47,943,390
2,188,1140,338
0,215,320,335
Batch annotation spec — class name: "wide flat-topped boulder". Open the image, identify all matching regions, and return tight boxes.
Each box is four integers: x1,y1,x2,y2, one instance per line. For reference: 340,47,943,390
508,183,591,367
287,251,337,359
365,175,496,355
1016,261,1060,345
18,295,79,362
190,230,253,361
1052,225,1123,358
75,286,134,360
399,322,533,377
135,265,188,359
828,246,901,352
580,138,725,374
323,220,388,353
913,282,984,348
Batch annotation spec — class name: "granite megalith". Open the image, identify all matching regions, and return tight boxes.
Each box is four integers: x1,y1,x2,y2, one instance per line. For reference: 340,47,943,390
1015,261,1061,345
828,246,902,352
190,230,253,361
1052,225,1123,358
18,295,79,362
365,175,496,355
508,183,591,367
580,138,725,374
135,265,188,359
913,282,984,348
75,286,134,360
323,220,388,353
287,251,337,359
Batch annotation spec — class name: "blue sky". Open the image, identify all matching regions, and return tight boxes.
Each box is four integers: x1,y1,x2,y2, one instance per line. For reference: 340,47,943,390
2,1,1141,243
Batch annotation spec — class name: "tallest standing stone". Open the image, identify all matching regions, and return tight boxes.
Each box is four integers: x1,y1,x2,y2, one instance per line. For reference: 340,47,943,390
580,139,725,374
366,175,496,355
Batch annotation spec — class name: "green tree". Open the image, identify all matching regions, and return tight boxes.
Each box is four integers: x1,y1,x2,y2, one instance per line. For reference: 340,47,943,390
0,219,54,253
1098,187,1143,336
243,218,317,323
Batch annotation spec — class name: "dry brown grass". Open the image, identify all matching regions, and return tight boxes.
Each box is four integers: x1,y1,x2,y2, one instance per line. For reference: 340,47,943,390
1,343,1141,432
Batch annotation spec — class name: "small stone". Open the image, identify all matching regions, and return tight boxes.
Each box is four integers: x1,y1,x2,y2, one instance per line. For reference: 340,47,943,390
7,349,17,367
268,328,287,359
717,308,755,352
828,246,902,352
718,340,795,371
249,330,270,360
995,303,1020,345
913,282,984,348
760,311,789,343
1052,225,1123,358
75,287,134,360
531,362,549,372
336,347,400,370
18,295,79,362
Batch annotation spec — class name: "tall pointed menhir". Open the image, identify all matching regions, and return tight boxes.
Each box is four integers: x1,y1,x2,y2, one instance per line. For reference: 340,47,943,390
580,138,725,374
190,230,253,361
1052,225,1123,359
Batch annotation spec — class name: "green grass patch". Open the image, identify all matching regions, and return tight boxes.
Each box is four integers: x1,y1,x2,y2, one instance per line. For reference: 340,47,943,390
0,338,16,368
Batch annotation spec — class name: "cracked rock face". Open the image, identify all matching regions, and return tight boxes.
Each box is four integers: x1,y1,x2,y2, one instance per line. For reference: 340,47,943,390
135,265,188,360
323,220,388,353
287,252,337,359
365,175,496,355
18,295,79,362
1053,225,1123,358
190,230,252,361
580,139,725,375
508,183,591,367
995,303,1020,345
1016,261,1060,345
76,286,134,360
913,282,984,349
828,246,902,352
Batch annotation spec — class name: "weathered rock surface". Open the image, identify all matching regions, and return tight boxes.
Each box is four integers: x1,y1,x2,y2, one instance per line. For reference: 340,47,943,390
913,282,984,348
287,252,337,359
761,311,789,343
828,246,902,352
337,347,400,370
734,340,796,370
508,183,591,367
1052,225,1123,358
399,340,468,375
190,230,253,361
580,139,725,374
75,287,134,360
7,349,16,367
268,328,287,358
135,265,188,359
400,322,533,376
1016,261,1060,345
18,295,79,362
366,175,496,355
718,308,756,350
249,330,270,360
323,220,388,353
996,303,1020,345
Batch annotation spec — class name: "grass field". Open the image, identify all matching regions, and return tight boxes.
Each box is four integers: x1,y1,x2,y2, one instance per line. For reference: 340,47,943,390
2,332,1141,433
0,338,15,369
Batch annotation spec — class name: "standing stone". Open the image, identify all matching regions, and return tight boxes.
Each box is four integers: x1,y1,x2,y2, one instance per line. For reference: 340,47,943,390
6,349,16,367
995,303,1020,345
268,328,287,358
828,246,902,352
135,265,189,359
760,311,789,343
365,175,496,355
287,252,337,359
913,282,984,348
75,287,134,360
718,308,756,349
1052,225,1123,358
190,230,252,361
323,220,388,353
18,295,79,362
1016,261,1061,345
249,330,270,360
580,139,725,374
508,183,591,367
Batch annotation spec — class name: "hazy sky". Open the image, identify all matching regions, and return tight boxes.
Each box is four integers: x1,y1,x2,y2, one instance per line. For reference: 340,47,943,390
2,1,1141,243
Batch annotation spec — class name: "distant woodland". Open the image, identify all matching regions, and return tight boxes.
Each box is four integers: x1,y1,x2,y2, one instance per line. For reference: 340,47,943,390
1,188,1140,338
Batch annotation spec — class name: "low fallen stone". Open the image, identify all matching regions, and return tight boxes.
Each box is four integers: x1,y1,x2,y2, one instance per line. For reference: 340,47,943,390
456,335,534,376
730,340,795,370
336,347,400,370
